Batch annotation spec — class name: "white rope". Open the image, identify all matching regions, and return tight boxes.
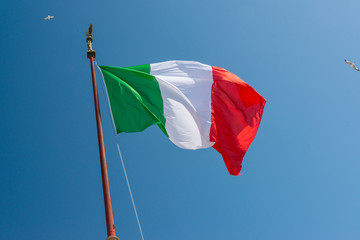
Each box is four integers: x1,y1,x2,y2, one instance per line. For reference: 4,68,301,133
95,61,117,136
116,143,145,240
95,61,144,239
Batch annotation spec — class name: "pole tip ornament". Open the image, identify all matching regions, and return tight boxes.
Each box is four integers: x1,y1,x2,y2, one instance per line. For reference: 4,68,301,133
86,23,96,59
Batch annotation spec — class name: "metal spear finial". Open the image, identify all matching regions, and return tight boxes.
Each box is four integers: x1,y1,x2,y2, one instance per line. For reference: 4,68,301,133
86,23,96,59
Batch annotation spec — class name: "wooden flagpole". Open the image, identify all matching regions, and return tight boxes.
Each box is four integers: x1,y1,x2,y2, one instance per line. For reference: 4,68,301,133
86,23,120,240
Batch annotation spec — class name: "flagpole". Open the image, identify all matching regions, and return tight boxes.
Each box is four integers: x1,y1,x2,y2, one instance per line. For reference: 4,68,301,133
86,23,119,240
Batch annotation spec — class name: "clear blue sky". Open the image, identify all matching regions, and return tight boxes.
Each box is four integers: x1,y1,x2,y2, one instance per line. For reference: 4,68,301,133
1,0,360,239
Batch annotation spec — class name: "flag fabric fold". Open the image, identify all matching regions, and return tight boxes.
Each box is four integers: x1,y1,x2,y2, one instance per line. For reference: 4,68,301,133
99,60,266,175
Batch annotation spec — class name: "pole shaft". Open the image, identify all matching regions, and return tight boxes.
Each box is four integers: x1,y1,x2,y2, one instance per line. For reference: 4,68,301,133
89,56,117,238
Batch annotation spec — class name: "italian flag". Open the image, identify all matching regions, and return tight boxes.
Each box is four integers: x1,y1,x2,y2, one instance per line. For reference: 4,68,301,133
99,61,266,175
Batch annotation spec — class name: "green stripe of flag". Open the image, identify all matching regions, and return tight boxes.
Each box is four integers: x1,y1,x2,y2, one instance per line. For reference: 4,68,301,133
99,65,168,136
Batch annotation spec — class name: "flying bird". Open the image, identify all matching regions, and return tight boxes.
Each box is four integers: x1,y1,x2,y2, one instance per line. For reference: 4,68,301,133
44,15,54,20
345,59,359,71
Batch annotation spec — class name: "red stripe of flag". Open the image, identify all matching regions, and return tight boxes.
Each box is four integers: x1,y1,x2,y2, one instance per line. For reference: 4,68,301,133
210,66,266,175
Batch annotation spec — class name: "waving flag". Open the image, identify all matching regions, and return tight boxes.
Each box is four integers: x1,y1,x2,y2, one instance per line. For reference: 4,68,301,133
99,61,266,175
